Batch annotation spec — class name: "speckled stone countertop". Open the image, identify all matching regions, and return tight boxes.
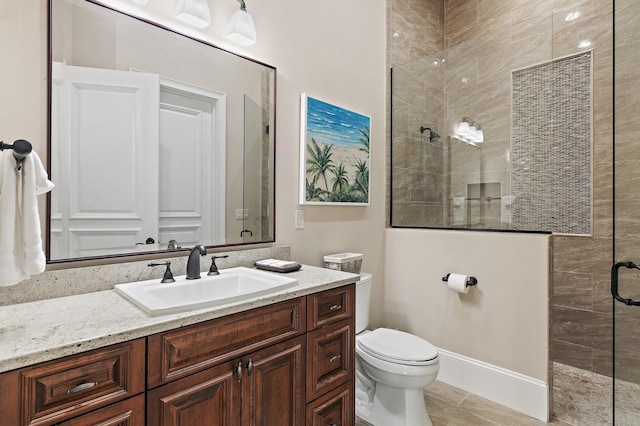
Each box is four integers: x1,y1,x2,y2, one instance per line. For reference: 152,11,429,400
0,265,359,374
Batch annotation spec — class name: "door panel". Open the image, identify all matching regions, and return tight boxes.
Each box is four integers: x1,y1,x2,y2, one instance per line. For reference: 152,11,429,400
241,336,305,426
51,63,159,258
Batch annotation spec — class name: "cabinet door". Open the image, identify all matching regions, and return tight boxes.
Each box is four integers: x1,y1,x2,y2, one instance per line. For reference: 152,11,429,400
241,335,305,426
147,360,241,426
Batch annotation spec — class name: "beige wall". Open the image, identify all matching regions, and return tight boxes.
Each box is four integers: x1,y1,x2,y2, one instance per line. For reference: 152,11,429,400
1,0,388,326
384,228,550,381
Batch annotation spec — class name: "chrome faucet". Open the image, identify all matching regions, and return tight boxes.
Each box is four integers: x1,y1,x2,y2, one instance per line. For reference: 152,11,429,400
186,245,207,280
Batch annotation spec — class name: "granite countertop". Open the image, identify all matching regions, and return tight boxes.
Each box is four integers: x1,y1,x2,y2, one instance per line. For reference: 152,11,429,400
0,265,359,374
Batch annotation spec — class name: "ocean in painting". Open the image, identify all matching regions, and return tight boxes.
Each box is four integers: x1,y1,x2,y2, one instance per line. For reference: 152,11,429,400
305,96,370,148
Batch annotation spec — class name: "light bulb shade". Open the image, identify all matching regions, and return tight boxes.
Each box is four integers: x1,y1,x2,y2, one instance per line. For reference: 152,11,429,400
226,9,256,46
176,0,211,28
474,129,484,143
457,121,469,136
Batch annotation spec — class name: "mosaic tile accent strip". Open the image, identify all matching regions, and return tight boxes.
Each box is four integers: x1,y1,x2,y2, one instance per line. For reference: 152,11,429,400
511,53,592,235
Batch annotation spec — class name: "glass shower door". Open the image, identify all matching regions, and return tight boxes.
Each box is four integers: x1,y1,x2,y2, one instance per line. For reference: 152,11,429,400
612,1,640,424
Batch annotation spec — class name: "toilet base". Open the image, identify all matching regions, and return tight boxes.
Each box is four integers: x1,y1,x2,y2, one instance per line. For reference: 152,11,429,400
355,381,432,426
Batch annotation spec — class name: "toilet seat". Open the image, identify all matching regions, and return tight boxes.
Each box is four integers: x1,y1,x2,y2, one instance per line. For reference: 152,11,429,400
357,328,438,366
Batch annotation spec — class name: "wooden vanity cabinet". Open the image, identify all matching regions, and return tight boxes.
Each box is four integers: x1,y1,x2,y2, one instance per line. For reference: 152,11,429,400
0,283,356,426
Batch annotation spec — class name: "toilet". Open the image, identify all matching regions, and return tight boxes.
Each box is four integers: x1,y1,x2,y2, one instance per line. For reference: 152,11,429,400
355,273,439,426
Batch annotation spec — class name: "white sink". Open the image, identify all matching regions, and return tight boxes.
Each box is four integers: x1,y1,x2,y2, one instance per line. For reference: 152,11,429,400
115,266,298,316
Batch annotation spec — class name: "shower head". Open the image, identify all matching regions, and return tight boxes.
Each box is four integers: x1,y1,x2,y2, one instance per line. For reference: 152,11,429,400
420,126,441,142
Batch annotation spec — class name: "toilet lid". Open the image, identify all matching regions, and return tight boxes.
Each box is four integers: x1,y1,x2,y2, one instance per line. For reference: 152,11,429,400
357,328,438,363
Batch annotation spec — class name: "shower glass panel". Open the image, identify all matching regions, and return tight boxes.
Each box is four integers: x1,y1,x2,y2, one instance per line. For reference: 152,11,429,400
390,12,594,235
613,0,640,423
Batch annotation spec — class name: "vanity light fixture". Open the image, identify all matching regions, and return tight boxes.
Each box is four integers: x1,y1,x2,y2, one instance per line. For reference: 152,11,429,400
176,0,212,28
226,0,256,46
455,117,483,145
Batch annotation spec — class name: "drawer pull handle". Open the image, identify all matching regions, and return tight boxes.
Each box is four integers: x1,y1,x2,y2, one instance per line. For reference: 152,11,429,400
329,304,342,311
246,358,254,377
329,354,342,363
330,423,340,426
67,381,98,394
236,361,243,382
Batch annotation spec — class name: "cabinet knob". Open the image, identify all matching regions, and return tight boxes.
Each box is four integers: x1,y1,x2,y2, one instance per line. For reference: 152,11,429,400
235,361,243,382
246,358,254,376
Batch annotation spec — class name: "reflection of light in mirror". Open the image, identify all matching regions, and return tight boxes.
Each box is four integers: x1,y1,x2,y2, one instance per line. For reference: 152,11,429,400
393,31,400,38
565,11,581,21
433,60,439,66
578,40,592,48
462,77,469,84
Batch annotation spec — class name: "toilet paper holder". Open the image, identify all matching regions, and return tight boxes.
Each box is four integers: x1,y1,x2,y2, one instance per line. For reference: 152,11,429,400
442,273,478,287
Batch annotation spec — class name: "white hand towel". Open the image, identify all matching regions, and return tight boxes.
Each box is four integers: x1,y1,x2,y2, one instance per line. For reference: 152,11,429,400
0,150,54,286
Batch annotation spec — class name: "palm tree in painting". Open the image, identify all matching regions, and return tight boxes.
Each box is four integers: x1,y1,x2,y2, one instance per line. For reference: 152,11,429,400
330,163,350,194
306,138,336,192
305,178,325,202
352,159,369,200
358,127,370,155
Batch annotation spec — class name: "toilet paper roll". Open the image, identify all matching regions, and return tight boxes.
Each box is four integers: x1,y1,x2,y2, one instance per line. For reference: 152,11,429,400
447,273,470,294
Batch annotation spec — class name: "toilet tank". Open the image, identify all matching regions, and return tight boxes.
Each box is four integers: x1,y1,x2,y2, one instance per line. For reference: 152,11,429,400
355,273,372,333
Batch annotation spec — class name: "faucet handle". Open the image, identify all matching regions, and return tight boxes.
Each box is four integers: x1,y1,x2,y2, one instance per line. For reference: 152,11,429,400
167,239,181,250
208,255,229,276
148,261,175,283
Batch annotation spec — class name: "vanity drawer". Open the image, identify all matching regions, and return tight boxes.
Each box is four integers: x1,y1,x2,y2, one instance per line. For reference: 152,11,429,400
306,381,354,426
0,338,145,426
56,394,145,426
147,297,306,388
306,319,354,401
307,285,354,330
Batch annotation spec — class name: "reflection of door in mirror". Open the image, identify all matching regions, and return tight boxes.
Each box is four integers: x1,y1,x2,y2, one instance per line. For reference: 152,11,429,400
158,78,226,251
50,63,226,259
51,62,160,258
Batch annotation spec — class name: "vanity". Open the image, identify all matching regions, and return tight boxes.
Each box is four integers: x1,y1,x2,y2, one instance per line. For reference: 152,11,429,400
0,265,357,425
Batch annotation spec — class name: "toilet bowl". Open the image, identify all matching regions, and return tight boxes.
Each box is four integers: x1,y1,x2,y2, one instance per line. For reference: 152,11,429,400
355,274,439,426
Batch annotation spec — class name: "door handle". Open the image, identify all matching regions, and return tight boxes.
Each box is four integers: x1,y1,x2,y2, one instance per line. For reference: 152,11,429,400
611,261,640,306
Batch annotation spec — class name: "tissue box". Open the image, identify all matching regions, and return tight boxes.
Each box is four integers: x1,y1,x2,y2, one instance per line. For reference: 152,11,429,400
323,253,363,274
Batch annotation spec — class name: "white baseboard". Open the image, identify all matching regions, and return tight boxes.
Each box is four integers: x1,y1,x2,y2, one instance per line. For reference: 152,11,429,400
436,348,549,422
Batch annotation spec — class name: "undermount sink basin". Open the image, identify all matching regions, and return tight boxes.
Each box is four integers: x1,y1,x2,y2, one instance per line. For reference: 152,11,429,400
115,266,298,316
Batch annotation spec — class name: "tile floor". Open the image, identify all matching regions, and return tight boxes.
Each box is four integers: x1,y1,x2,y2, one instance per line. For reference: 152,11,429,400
356,363,640,425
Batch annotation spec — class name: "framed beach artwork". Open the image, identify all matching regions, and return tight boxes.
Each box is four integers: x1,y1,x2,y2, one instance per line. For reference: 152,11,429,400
299,94,371,206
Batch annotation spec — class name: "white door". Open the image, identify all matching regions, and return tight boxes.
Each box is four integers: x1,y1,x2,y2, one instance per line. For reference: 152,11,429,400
158,78,226,248
51,62,159,259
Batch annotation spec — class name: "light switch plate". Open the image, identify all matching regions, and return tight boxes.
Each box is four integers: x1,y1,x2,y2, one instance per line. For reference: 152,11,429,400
295,209,304,229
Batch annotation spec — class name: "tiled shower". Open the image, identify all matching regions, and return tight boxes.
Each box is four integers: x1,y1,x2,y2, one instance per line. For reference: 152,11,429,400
387,0,614,382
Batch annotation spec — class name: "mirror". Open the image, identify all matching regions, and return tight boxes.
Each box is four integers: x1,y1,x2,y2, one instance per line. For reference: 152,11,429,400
48,0,275,262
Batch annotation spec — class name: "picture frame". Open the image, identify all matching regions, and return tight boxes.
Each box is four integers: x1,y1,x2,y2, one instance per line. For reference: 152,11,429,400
299,93,371,206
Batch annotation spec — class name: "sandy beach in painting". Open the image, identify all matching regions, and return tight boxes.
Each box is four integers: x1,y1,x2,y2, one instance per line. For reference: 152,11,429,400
305,140,369,189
